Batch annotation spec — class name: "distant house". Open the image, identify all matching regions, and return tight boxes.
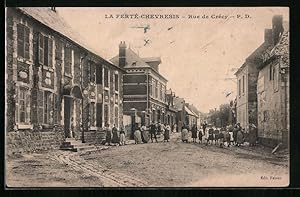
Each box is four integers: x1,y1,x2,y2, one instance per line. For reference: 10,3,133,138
110,42,168,127
257,15,289,147
235,21,273,129
6,7,124,153
184,104,199,130
165,89,178,126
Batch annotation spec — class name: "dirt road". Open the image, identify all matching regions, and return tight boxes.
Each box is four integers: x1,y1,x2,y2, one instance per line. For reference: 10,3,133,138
6,132,289,187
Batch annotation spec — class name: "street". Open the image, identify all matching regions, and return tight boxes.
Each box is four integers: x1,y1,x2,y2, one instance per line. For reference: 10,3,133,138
6,133,288,187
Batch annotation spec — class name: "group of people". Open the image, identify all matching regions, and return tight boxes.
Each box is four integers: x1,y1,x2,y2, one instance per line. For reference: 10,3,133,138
103,121,177,146
181,122,258,148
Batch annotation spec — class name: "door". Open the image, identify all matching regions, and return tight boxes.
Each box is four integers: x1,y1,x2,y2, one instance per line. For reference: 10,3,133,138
64,96,73,138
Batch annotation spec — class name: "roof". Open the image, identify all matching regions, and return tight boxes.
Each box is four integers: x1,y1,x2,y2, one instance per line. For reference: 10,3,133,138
260,21,289,69
16,7,121,70
110,48,150,68
142,57,161,63
110,47,168,81
184,106,198,117
188,104,200,115
174,97,185,111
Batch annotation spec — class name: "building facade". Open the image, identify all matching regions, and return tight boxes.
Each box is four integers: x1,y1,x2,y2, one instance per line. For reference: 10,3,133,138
257,16,289,147
6,7,124,154
110,42,168,127
165,89,178,126
235,27,273,129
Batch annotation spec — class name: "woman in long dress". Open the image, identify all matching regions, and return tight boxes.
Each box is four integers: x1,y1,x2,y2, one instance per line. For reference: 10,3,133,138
191,124,197,143
164,124,171,142
105,124,112,146
119,126,126,146
111,125,120,144
181,125,189,143
134,126,142,144
249,123,257,146
236,129,244,147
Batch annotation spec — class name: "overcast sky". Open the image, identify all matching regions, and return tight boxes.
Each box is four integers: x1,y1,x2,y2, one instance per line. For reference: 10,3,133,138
57,7,289,113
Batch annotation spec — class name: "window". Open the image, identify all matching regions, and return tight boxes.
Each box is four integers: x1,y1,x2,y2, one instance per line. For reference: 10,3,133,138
115,93,119,104
104,68,109,87
149,79,153,96
115,107,119,127
89,61,96,83
38,34,53,66
90,102,96,127
96,65,102,84
96,103,102,127
160,83,163,100
16,87,30,124
269,65,273,80
44,91,53,124
64,46,72,75
17,24,30,59
115,74,119,91
238,79,241,96
242,76,245,93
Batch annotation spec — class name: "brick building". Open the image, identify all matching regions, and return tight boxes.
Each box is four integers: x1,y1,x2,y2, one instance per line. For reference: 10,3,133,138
6,7,124,154
110,42,168,127
235,25,273,129
257,16,289,147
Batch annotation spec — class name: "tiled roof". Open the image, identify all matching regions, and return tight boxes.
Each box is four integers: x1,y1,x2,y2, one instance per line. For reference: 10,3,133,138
17,7,114,65
110,48,150,68
184,106,198,117
142,57,161,63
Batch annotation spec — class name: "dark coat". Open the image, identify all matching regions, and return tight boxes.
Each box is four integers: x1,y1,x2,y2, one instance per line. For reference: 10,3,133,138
105,127,112,143
191,126,197,138
111,127,119,143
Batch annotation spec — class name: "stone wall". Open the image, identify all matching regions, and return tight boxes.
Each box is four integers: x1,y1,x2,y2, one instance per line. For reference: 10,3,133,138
6,126,65,155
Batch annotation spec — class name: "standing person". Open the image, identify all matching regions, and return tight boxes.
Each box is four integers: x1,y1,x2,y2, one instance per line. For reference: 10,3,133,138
225,129,231,147
236,128,244,147
181,124,189,143
249,123,257,146
164,124,171,142
202,121,207,134
105,123,112,146
191,124,197,143
218,129,225,148
141,124,149,143
207,127,214,145
174,123,178,133
198,129,203,144
119,126,126,146
134,124,142,144
150,121,158,143
233,123,241,146
229,128,234,147
111,124,120,145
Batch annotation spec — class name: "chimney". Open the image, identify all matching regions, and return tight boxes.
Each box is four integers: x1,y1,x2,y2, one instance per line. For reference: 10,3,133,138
264,29,273,46
119,41,127,68
272,15,284,45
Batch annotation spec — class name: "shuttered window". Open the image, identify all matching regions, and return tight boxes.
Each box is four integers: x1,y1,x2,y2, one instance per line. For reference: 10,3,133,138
115,107,119,127
104,68,109,87
89,61,96,83
16,86,31,124
38,34,53,66
115,74,119,91
96,65,102,84
17,24,30,59
96,103,102,127
64,46,72,75
104,104,109,125
37,90,44,124
90,102,96,127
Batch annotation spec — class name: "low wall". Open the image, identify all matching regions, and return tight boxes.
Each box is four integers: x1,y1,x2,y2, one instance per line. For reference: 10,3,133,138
6,126,65,155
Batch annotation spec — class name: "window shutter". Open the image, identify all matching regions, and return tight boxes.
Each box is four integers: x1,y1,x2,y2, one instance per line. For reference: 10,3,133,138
96,65,102,84
25,92,31,123
44,36,48,66
49,93,53,124
37,90,44,124
17,24,24,58
38,34,44,64
96,103,102,127
24,26,30,59
48,38,53,67
15,87,19,123
53,94,58,124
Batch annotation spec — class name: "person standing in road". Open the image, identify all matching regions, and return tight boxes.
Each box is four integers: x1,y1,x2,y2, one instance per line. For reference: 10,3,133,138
198,129,203,144
164,124,171,142
111,124,120,145
236,128,244,147
233,123,241,146
202,121,207,134
249,123,257,146
119,126,126,146
150,121,158,143
181,124,189,143
105,123,112,146
191,124,197,143
134,124,142,144
229,127,234,147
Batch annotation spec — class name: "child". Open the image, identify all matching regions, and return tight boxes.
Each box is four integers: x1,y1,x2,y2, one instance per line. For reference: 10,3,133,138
119,126,126,146
198,129,203,144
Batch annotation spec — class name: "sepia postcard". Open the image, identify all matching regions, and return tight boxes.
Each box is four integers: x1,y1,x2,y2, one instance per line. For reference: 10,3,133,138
5,7,289,188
